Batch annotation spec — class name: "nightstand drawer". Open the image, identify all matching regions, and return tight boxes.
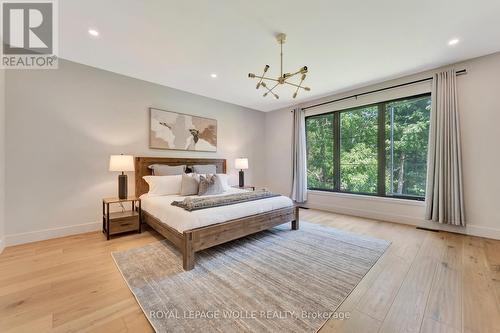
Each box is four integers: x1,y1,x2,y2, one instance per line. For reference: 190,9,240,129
109,217,139,234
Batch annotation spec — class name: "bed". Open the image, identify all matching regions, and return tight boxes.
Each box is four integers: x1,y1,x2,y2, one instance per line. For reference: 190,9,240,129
135,157,299,270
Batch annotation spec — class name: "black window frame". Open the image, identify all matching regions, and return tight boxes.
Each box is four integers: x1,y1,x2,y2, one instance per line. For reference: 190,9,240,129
305,93,431,201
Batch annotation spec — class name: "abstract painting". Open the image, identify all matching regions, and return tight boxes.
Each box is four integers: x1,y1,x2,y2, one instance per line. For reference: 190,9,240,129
149,108,217,152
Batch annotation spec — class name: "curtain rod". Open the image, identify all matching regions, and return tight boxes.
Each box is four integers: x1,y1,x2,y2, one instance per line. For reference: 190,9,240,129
301,69,467,111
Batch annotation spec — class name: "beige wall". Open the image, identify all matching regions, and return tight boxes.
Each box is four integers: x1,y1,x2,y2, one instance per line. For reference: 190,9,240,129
4,60,266,245
265,52,500,239
0,68,4,253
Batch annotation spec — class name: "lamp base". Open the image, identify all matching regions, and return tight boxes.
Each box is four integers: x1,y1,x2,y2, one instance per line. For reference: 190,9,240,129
239,170,245,187
118,174,128,199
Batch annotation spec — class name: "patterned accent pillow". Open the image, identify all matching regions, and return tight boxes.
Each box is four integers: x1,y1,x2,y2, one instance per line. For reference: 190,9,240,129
198,174,224,196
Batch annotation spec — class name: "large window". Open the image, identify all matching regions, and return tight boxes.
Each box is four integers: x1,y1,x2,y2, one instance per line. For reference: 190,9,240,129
306,94,431,200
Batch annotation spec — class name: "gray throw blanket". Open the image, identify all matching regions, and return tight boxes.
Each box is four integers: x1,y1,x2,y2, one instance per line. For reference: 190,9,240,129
171,189,280,211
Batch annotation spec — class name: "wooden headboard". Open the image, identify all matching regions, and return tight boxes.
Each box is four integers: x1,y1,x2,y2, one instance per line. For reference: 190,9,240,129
134,157,227,197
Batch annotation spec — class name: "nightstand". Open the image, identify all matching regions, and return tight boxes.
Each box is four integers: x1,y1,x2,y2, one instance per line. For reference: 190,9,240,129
231,185,256,191
102,197,141,240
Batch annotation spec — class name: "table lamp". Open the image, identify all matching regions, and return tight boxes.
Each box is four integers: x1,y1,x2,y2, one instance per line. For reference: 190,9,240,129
234,158,249,187
109,154,135,199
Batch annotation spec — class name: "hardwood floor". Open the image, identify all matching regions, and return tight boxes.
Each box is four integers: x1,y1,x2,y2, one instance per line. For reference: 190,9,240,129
1,209,499,332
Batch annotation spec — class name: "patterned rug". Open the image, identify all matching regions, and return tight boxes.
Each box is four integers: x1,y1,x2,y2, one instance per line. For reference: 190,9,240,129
112,221,390,332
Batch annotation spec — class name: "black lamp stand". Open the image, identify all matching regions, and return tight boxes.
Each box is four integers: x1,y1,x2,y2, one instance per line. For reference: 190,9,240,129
118,172,128,199
239,170,245,187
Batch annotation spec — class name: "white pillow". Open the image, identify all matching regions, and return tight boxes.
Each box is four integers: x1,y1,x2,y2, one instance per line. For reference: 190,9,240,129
143,175,182,196
216,173,231,191
180,173,200,196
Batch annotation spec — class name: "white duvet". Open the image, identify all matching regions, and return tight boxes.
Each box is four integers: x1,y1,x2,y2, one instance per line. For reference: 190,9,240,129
140,188,293,233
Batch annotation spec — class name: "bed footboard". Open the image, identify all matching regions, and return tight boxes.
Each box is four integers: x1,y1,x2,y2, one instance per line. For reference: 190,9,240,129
144,206,299,271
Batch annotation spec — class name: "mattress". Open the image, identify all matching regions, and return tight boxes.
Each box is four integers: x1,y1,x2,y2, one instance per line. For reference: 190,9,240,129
140,188,294,233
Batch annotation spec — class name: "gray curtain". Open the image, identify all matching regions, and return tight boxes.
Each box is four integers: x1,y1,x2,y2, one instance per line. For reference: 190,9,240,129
425,69,465,226
292,107,308,203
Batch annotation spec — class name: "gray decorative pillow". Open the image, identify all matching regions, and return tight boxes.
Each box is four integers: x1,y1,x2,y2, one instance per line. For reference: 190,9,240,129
149,164,186,176
192,164,217,175
198,174,224,196
180,173,200,196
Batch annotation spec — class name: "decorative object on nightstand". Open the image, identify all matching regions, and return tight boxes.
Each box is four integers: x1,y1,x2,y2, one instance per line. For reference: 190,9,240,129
234,158,248,187
109,154,135,199
231,185,256,191
102,197,141,240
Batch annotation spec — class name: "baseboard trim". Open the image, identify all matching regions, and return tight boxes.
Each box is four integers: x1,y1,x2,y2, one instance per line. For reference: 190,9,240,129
5,221,101,247
464,224,500,241
3,204,500,246
305,202,500,240
305,202,424,225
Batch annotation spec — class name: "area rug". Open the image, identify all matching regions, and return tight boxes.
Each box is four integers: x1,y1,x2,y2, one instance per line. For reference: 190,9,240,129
112,222,390,333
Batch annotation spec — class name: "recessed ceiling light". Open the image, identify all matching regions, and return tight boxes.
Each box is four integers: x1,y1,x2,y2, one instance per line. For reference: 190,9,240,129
210,73,217,78
88,29,99,37
448,38,459,46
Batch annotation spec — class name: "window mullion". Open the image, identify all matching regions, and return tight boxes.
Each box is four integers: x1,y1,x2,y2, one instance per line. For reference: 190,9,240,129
334,112,341,191
377,103,386,196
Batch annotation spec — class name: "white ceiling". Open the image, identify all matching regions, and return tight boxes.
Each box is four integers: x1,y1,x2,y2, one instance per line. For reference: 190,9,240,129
60,0,500,112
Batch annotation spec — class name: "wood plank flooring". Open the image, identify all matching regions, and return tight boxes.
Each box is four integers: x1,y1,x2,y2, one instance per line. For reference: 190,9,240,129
1,209,499,332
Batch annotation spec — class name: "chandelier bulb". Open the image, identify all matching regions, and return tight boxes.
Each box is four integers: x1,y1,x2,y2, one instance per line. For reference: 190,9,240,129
301,74,306,80
304,87,311,91
263,92,268,97
248,73,255,78
256,83,261,89
274,93,279,99
264,65,270,72
261,82,267,88
293,92,297,99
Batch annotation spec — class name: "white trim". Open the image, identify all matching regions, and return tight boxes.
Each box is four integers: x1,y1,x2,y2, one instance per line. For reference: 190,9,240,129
307,190,425,207
464,224,500,241
5,221,101,246
305,201,424,225
305,202,500,240
3,204,499,248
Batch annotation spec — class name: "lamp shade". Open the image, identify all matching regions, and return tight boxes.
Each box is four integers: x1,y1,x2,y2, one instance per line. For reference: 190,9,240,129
109,155,135,172
234,158,249,170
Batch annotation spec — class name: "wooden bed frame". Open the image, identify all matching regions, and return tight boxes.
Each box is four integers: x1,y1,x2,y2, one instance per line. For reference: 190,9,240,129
135,157,299,270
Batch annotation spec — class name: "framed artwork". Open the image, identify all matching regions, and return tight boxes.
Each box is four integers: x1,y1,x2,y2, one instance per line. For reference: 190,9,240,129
149,108,217,152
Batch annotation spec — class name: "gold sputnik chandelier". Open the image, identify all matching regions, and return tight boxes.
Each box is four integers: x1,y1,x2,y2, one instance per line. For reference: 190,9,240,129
248,33,310,99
